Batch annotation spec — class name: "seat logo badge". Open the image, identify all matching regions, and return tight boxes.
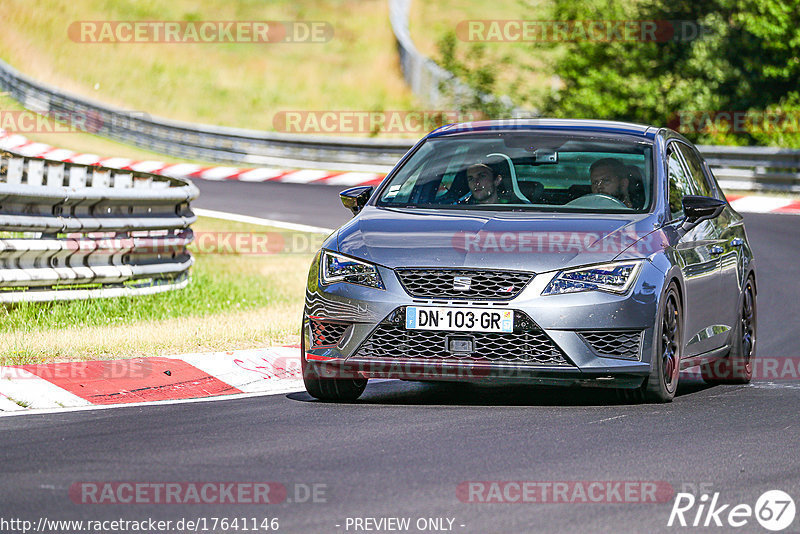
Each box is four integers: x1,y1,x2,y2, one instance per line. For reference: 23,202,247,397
453,276,472,291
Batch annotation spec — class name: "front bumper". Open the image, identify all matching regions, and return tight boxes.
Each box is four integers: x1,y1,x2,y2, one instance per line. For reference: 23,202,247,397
303,260,665,388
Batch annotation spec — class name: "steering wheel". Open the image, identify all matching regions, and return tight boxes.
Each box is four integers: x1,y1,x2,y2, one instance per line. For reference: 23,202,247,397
565,193,629,209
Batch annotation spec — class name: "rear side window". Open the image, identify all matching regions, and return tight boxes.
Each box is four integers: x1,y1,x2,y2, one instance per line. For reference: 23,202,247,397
675,143,713,197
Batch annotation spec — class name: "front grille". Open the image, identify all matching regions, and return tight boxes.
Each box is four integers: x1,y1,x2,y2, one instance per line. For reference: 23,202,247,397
579,330,643,360
310,320,349,347
353,324,571,366
396,269,534,300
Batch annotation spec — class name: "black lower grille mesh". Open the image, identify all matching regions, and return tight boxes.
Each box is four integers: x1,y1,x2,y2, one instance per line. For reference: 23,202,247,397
579,330,643,360
353,324,571,366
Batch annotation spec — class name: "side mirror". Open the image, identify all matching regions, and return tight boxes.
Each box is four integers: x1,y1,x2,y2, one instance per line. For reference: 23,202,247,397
340,186,374,215
682,195,726,224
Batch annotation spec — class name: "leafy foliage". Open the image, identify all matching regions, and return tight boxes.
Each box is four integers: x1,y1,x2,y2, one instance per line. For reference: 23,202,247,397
436,31,518,119
541,0,800,146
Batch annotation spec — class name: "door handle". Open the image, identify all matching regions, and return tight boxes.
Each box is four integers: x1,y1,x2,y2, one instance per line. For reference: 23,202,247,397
730,237,744,247
710,245,724,255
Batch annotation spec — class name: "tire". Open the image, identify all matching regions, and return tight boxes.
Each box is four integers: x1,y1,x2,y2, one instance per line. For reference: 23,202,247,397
618,281,682,403
701,276,756,384
301,330,367,402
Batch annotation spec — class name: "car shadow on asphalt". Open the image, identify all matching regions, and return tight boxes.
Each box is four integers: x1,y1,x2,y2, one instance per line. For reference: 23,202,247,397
287,373,718,407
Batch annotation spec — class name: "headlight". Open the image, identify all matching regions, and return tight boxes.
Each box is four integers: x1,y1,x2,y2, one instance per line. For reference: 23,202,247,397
542,261,643,296
320,250,384,289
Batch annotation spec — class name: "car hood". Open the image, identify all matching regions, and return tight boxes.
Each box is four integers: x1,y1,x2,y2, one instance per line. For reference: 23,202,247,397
336,207,662,273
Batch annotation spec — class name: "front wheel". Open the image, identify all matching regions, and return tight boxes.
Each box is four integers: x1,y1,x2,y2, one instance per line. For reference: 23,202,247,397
618,282,682,403
701,276,756,384
301,333,367,402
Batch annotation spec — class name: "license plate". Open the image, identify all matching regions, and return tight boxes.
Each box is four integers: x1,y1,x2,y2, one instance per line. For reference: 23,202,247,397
405,306,514,333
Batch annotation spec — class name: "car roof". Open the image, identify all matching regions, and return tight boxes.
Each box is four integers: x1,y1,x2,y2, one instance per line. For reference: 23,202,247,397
427,119,659,140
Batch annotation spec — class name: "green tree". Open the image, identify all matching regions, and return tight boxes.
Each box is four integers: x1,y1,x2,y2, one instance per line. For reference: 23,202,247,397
541,0,800,146
436,31,518,119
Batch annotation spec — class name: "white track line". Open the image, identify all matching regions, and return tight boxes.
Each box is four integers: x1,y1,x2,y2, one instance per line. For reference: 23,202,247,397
0,387,308,418
194,208,334,234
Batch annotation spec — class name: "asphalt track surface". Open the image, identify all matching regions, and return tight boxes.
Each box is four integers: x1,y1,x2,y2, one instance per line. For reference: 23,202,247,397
193,180,359,230
1,179,799,534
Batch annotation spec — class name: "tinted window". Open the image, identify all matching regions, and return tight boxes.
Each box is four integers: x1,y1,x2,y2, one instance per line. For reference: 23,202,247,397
667,145,695,219
676,143,713,197
377,133,654,213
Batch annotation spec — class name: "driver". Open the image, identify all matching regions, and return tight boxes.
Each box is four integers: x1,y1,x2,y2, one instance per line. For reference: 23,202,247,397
465,163,508,204
589,158,632,208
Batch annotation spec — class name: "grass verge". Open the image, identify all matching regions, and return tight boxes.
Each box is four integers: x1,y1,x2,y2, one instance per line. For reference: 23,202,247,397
0,216,327,365
0,0,416,131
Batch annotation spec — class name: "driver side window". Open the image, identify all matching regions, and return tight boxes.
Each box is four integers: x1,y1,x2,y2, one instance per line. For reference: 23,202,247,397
667,145,696,219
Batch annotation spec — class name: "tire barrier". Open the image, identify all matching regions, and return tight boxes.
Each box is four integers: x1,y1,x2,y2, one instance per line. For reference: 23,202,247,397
0,147,197,302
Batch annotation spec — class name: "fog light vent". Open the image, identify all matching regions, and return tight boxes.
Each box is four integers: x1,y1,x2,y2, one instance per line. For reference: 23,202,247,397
579,330,643,360
310,320,350,347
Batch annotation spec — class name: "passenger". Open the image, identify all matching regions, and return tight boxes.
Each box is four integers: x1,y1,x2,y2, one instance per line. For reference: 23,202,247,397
589,158,633,207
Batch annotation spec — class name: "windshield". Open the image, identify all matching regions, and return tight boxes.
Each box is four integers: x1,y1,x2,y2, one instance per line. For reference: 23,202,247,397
377,132,654,213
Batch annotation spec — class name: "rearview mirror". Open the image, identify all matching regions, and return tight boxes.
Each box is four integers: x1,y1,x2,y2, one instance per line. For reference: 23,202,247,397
531,148,558,163
682,195,726,224
340,186,374,215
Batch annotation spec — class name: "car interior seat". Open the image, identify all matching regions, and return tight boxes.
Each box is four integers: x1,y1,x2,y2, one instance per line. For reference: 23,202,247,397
626,165,645,209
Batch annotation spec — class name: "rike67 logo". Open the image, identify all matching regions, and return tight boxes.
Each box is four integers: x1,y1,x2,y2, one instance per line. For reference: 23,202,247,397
668,490,796,531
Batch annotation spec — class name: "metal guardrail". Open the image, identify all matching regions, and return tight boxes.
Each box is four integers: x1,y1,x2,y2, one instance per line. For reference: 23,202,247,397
390,0,450,107
698,145,800,193
0,148,197,302
0,58,410,173
0,5,799,190
389,0,526,117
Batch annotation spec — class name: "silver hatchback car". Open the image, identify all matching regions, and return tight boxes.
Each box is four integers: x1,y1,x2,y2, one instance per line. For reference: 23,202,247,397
301,119,757,403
